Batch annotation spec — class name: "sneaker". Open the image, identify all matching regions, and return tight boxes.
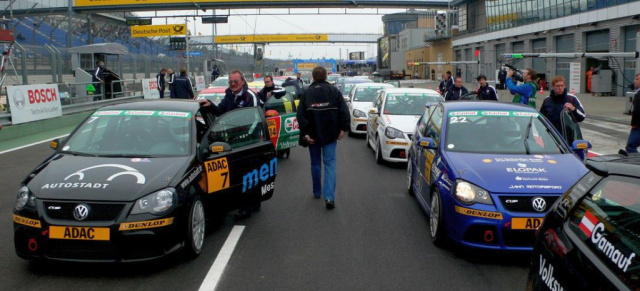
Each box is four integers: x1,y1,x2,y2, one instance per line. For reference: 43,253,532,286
325,200,335,209
233,210,251,221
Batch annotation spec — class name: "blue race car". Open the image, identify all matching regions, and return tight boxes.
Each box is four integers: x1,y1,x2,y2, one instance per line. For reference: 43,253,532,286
407,101,591,251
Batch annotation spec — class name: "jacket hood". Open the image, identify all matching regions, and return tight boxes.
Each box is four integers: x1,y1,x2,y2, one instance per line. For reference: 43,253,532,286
444,152,587,194
550,88,568,102
28,154,190,201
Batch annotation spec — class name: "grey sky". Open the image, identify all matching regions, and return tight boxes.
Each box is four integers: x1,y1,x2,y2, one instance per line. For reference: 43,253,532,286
139,8,406,60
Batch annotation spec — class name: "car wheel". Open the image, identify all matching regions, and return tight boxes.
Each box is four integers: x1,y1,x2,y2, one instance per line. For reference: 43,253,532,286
406,157,415,196
375,137,384,165
348,129,355,137
185,196,206,258
429,188,445,247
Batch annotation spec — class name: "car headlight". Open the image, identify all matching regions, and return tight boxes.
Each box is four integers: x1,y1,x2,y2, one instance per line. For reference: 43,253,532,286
385,127,404,139
131,188,176,215
15,185,36,211
353,109,366,118
454,181,493,205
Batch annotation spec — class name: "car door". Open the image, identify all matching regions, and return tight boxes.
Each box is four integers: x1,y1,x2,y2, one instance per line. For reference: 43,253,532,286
367,91,383,143
199,107,276,209
419,105,443,204
264,93,299,151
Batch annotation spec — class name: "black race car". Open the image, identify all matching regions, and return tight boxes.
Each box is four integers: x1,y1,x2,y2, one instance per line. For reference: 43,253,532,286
527,154,639,290
13,100,277,262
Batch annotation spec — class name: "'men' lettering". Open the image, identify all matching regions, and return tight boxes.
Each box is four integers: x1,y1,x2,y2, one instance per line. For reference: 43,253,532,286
242,158,277,192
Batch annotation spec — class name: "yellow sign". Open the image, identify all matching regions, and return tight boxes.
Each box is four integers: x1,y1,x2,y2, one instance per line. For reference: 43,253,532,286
119,218,174,231
204,157,230,193
49,226,110,241
297,63,317,69
511,218,543,230
76,0,338,7
455,206,504,220
211,145,224,153
131,24,186,38
13,214,41,228
215,34,328,44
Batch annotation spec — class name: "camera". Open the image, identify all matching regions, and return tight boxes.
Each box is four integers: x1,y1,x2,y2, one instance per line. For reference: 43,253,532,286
504,64,524,82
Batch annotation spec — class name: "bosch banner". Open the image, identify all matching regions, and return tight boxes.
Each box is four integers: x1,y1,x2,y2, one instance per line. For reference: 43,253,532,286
7,84,62,124
141,78,160,99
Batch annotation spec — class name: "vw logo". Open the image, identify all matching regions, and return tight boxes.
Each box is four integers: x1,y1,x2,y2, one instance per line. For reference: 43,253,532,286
73,204,90,221
532,197,547,212
12,89,25,110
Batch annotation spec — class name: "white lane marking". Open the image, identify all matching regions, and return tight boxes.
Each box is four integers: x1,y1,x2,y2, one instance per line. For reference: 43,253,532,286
199,225,245,291
0,134,70,155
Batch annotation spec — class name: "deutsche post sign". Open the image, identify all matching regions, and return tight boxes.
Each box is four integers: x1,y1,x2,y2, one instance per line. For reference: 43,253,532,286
215,34,328,44
131,24,186,38
75,0,338,7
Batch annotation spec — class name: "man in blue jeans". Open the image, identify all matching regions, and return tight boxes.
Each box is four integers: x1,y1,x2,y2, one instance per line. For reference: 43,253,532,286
626,73,640,154
297,66,350,209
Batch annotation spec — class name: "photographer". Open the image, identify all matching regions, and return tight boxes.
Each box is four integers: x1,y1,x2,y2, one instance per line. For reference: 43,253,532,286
506,67,539,108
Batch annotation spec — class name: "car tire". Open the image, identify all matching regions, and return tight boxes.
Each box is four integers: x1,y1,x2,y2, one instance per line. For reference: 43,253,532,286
185,196,206,258
348,129,355,137
375,137,384,165
406,157,415,196
429,188,445,247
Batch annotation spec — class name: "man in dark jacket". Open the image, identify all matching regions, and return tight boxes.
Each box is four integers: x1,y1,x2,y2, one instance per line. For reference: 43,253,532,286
92,61,105,100
156,68,166,98
171,68,194,99
540,75,586,145
296,66,350,210
445,76,469,101
167,68,176,98
257,75,285,104
476,74,498,101
626,73,640,153
498,67,507,89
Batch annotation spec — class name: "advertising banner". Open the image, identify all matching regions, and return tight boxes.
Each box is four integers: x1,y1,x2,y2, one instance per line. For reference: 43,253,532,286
141,78,160,99
131,24,186,38
569,62,582,94
195,76,206,91
215,34,328,44
7,84,62,125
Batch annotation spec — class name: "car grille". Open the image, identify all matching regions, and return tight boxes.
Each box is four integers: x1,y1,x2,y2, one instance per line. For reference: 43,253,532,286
47,240,118,261
498,195,559,213
502,228,537,247
43,202,125,222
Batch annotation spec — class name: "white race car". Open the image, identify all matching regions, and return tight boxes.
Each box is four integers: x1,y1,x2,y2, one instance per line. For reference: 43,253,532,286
346,83,395,136
366,88,443,164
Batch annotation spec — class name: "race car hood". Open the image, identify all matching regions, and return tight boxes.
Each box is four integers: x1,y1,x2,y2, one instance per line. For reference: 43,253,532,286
444,152,587,194
385,115,422,133
27,154,191,201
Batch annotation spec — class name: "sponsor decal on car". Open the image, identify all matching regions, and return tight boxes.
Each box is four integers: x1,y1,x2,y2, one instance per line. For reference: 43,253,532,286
454,206,503,220
284,117,299,133
515,176,549,181
386,141,409,146
354,118,367,122
92,110,192,118
49,226,110,241
13,214,41,228
580,211,636,272
511,217,542,229
449,110,539,117
538,255,565,291
41,164,147,190
181,165,203,189
493,157,545,163
242,157,277,193
204,157,230,193
506,167,547,174
119,218,174,231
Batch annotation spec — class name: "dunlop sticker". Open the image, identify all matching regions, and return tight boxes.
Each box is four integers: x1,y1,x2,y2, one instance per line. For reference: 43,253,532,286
455,206,503,220
13,214,41,228
119,218,174,231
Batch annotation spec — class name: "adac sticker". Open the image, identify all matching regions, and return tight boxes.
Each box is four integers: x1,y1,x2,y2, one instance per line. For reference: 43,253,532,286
267,116,281,147
204,157,230,194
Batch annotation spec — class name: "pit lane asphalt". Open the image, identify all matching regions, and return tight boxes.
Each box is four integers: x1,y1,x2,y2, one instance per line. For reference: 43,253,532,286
0,135,530,291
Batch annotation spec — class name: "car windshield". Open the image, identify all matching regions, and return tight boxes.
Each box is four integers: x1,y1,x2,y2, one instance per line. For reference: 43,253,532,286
383,93,441,115
353,86,388,102
568,175,640,285
197,93,225,105
445,110,564,154
62,110,192,157
328,75,340,82
341,83,356,95
211,77,228,87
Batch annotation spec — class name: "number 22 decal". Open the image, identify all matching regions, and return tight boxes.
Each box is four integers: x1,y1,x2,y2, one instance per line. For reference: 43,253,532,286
450,116,468,124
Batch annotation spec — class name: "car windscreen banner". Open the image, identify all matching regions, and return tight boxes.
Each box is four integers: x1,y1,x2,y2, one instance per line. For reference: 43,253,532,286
195,76,206,91
7,84,62,124
93,110,192,118
141,78,160,99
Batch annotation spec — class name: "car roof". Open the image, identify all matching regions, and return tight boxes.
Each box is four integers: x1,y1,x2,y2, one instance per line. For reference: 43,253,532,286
99,100,200,114
343,79,374,84
381,87,440,95
439,100,538,112
352,83,394,88
586,155,640,177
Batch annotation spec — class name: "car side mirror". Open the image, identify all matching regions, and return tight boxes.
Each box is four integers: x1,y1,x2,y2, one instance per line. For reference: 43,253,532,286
50,138,61,150
369,108,379,115
571,140,592,162
419,137,437,149
209,142,232,155
344,97,350,102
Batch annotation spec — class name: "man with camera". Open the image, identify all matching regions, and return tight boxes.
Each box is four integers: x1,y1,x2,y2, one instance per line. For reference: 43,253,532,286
506,67,539,108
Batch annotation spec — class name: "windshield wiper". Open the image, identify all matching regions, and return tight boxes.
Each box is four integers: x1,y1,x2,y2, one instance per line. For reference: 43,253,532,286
523,117,532,155
63,151,96,157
